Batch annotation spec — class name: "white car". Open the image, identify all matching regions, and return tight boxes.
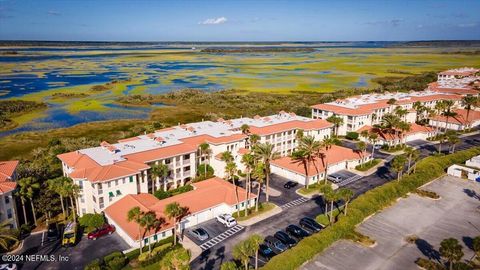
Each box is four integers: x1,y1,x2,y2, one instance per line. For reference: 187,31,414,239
216,214,237,228
0,264,17,270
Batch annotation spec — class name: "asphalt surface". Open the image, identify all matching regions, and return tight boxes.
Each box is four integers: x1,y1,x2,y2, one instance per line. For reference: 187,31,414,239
191,132,480,270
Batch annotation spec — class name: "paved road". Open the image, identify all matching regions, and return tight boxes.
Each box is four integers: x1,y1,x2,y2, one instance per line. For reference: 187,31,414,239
13,229,129,270
191,133,480,269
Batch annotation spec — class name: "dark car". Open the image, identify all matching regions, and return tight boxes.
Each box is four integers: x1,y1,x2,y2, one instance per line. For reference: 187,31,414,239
46,223,59,241
286,224,310,240
265,236,288,253
299,217,324,233
258,244,275,261
274,231,297,247
87,224,115,240
283,181,298,189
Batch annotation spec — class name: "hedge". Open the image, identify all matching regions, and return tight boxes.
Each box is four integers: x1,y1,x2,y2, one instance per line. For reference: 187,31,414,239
261,147,480,270
153,184,194,200
345,132,359,140
125,236,174,260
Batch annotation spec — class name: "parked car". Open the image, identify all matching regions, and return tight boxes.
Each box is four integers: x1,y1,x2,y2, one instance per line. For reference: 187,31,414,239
285,224,310,240
87,224,115,240
264,236,288,253
0,264,17,270
374,144,382,150
190,228,209,241
283,181,298,189
299,217,324,233
274,231,297,247
216,214,237,227
46,223,60,241
258,244,276,261
327,174,343,183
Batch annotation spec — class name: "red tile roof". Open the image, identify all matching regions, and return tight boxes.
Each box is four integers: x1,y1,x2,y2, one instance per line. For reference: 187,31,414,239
271,145,367,176
431,109,480,125
104,177,254,241
0,160,18,194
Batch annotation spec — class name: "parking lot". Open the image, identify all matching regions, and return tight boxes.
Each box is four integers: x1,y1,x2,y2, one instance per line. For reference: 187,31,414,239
328,170,362,186
186,218,244,250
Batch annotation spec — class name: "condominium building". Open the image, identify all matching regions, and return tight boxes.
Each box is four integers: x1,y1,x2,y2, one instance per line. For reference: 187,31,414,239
311,91,461,135
57,112,332,216
0,160,19,228
429,67,480,95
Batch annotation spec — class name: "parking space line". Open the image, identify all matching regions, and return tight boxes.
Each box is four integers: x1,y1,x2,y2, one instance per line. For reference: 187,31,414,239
281,197,310,209
200,225,245,250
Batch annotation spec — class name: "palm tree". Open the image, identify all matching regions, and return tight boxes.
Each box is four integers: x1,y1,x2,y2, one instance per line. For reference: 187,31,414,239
220,261,239,270
321,137,334,183
410,149,421,173
462,95,478,130
326,115,344,136
291,150,309,188
296,136,321,187
324,189,338,224
232,239,252,270
318,183,333,219
252,162,265,212
338,188,354,216
0,221,17,251
381,113,400,148
249,134,260,148
387,98,397,106
404,147,415,172
164,202,188,246
356,141,367,167
439,238,464,270
17,177,40,225
240,124,250,135
437,133,447,154
360,130,369,143
127,207,145,254
397,121,411,145
47,176,68,219
434,100,447,133
253,143,280,202
391,155,407,181
225,161,240,217
446,131,460,153
413,101,424,122
368,132,379,159
199,142,211,177
248,234,264,270
442,100,456,132
141,211,157,255
394,106,408,122
241,153,255,217
151,163,169,192
295,129,304,140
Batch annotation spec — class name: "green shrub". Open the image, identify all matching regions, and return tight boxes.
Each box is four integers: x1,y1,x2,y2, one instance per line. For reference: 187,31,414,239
261,147,480,270
125,236,174,260
345,132,359,140
138,243,172,262
84,258,102,270
139,244,179,267
103,251,124,263
79,213,105,233
106,256,126,270
153,184,194,200
154,190,170,200
197,164,214,178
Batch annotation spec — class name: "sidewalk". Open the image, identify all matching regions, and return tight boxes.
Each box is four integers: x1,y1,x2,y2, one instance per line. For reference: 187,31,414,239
181,235,203,262
350,159,387,176
238,204,282,226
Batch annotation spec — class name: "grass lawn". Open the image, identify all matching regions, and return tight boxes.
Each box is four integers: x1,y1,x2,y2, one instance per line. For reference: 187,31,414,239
355,159,381,171
316,205,345,226
297,182,324,195
232,202,276,221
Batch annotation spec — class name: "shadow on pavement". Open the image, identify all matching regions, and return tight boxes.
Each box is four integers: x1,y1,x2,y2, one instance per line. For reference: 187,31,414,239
415,238,441,263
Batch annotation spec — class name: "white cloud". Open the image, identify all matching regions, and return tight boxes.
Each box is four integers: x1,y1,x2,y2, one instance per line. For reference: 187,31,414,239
47,10,61,16
199,17,227,25
457,23,477,28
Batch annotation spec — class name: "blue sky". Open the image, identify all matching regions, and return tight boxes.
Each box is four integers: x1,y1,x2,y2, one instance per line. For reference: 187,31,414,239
0,0,479,41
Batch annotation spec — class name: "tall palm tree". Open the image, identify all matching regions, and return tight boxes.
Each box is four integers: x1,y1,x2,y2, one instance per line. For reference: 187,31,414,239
394,106,408,122
356,141,367,168
241,153,255,217
368,132,379,159
253,143,279,202
446,131,460,153
391,155,407,181
151,163,169,192
252,162,265,212
249,134,260,148
360,130,369,143
387,98,397,106
324,189,337,224
0,220,17,251
439,238,464,270
326,115,344,136
321,137,334,183
47,177,70,220
127,206,145,254
164,202,188,246
17,177,40,225
248,234,264,270
141,211,158,255
240,124,250,135
64,179,80,221
413,101,424,122
232,239,252,270
434,100,447,133
291,150,309,188
338,188,354,216
397,121,411,145
462,95,478,130
318,183,333,220
225,161,240,216
297,136,322,186
198,142,211,177
403,147,415,172
295,129,304,140
381,113,400,147
442,100,455,132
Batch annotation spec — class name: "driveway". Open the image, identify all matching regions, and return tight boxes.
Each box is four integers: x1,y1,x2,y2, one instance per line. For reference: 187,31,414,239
15,230,129,270
302,176,480,270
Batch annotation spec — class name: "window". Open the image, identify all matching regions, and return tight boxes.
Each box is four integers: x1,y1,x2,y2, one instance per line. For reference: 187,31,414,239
78,181,83,189
115,180,118,186
92,196,97,203
108,182,111,188
153,235,158,241
144,238,149,244
123,178,126,184
116,190,121,196
165,159,171,164
129,176,134,183
109,192,114,198
5,196,9,204
183,154,190,160
162,232,166,237
184,166,190,171
7,209,12,219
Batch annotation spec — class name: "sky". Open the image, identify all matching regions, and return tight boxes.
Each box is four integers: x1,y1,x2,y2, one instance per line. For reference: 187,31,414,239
0,0,479,41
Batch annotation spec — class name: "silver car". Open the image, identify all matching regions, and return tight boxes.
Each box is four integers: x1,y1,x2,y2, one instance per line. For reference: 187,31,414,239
190,228,209,241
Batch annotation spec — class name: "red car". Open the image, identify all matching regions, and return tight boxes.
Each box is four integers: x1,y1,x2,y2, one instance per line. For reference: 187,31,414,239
87,224,115,240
